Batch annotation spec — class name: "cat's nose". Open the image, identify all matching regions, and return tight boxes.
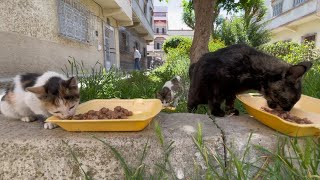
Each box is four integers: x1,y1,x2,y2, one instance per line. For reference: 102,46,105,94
282,106,293,112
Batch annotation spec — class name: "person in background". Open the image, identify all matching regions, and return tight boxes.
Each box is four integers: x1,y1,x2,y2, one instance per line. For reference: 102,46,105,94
133,46,141,70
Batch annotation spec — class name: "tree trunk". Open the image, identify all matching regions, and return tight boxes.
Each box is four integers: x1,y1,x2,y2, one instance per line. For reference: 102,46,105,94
190,0,216,63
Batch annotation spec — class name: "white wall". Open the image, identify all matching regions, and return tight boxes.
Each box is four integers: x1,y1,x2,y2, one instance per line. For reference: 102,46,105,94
270,19,320,47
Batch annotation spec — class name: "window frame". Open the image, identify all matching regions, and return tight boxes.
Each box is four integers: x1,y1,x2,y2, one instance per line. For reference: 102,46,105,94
272,1,283,17
293,0,306,7
57,0,90,44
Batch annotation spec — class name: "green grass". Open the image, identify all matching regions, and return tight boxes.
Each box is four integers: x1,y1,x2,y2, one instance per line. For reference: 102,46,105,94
65,123,320,179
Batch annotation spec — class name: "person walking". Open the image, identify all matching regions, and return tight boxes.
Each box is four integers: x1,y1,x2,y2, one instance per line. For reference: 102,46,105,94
133,46,141,70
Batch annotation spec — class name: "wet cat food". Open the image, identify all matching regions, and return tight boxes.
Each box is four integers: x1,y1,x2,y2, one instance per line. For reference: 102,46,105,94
261,107,312,124
71,106,133,120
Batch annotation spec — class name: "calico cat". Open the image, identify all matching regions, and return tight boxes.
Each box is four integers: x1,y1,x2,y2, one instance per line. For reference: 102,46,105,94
0,71,80,129
157,76,183,107
188,44,312,117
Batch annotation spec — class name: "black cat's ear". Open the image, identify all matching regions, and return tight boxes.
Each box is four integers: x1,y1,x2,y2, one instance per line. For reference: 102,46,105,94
285,61,312,82
65,77,78,89
26,86,46,95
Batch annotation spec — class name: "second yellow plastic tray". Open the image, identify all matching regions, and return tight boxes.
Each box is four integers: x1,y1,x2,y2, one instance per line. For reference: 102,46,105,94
237,93,320,137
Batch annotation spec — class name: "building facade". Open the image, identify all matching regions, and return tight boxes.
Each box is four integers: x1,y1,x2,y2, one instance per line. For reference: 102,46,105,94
147,6,168,63
167,29,194,38
0,0,153,79
264,0,320,47
119,0,154,70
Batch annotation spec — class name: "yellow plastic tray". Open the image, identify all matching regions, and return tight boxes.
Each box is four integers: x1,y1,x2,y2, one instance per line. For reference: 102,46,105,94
46,99,162,132
237,93,320,137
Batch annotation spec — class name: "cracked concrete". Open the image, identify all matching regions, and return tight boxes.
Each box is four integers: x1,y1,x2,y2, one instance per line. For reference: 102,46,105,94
0,112,282,179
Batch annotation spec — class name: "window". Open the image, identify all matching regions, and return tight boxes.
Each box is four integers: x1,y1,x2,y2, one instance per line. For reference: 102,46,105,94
57,0,90,43
144,1,147,15
162,28,165,34
272,1,283,17
149,8,153,24
157,43,160,49
156,28,159,33
302,33,316,43
121,32,129,51
293,0,306,7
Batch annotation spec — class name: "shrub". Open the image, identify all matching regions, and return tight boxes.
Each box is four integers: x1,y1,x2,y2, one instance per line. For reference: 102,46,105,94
162,36,192,54
208,39,226,52
163,36,225,56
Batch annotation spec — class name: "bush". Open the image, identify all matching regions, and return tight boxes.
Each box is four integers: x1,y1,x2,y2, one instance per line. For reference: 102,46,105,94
208,39,226,52
162,36,192,54
163,36,225,55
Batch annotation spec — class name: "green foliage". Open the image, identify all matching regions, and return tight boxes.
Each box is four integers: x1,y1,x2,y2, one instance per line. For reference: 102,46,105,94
216,15,270,47
61,58,123,103
162,36,192,54
208,39,226,52
182,0,195,30
214,0,271,47
260,41,320,98
163,36,225,57
255,137,320,179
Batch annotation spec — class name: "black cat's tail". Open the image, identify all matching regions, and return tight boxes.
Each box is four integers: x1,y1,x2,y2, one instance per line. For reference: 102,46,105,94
189,63,196,80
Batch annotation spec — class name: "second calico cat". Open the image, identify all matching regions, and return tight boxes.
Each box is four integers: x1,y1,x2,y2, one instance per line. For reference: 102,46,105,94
157,76,183,107
0,71,80,129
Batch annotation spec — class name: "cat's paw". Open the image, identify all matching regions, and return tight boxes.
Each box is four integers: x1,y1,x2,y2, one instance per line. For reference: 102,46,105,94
21,116,36,122
212,109,225,117
225,108,240,116
44,122,58,129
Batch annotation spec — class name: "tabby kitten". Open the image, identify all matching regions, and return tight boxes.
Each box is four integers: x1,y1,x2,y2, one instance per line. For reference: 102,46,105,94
0,71,80,129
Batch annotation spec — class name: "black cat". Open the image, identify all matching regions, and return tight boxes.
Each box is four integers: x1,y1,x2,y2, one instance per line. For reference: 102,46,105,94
188,44,312,117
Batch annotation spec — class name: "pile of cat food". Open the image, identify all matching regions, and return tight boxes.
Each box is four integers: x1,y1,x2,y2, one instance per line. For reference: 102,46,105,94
71,106,133,120
261,107,312,124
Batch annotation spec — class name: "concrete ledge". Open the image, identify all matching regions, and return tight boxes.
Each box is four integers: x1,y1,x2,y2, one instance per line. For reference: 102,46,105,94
0,113,222,179
0,113,282,179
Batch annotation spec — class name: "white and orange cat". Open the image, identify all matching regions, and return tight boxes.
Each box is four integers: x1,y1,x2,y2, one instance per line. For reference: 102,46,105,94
0,71,80,129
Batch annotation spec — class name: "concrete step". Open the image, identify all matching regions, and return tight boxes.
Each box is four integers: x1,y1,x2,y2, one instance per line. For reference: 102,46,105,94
0,113,280,179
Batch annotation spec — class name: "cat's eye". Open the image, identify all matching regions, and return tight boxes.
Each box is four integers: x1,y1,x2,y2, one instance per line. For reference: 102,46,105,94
69,105,75,110
53,111,61,113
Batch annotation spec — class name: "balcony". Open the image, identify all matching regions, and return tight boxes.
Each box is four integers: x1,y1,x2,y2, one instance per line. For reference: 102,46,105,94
95,0,133,26
131,0,154,41
266,0,319,33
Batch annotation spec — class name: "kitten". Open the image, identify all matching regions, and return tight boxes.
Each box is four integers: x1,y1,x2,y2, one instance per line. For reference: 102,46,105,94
157,76,183,107
0,71,80,129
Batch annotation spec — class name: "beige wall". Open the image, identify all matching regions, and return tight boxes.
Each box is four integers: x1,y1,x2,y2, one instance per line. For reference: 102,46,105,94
0,0,105,78
270,19,320,48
